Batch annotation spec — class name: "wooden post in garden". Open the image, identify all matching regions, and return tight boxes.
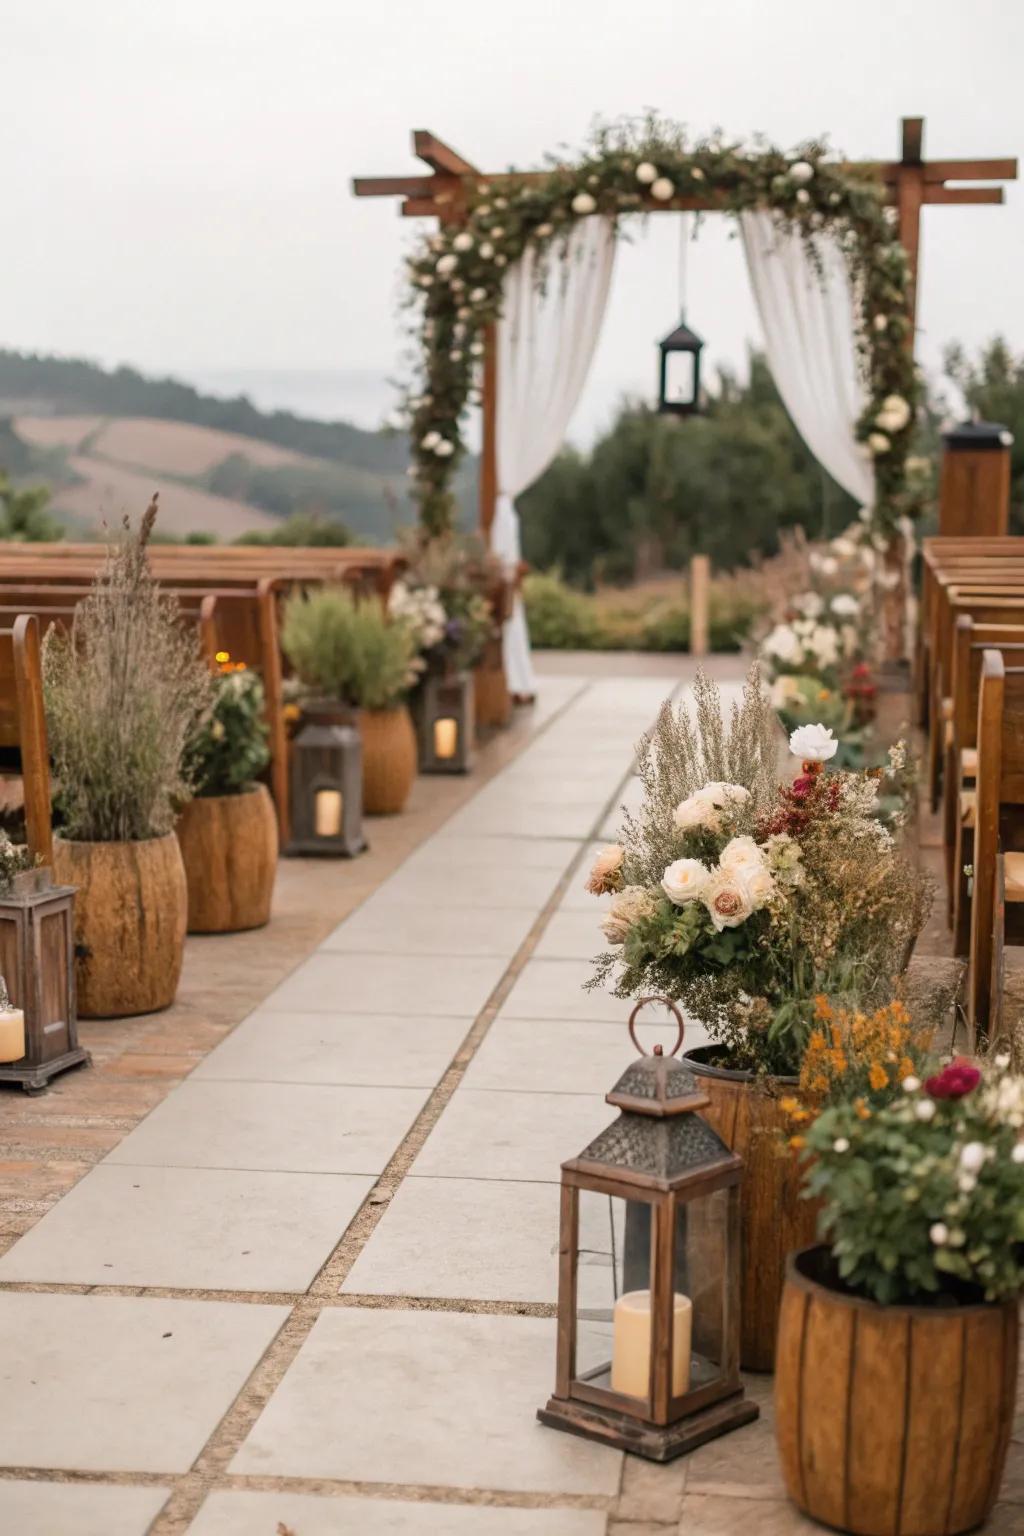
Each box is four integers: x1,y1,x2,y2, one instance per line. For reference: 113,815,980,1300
690,554,710,658
938,422,1012,536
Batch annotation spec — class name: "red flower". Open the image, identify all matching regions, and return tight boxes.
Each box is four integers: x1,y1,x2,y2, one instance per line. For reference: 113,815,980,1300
925,1059,980,1100
791,775,814,801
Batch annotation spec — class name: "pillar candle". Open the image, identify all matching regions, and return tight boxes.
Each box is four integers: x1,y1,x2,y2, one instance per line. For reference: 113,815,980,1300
314,789,343,838
0,1004,25,1064
433,717,458,759
610,1289,692,1399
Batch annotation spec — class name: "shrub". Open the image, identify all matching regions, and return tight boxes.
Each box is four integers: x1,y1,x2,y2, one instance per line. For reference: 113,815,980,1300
186,667,270,796
524,570,764,653
522,572,601,649
281,587,417,710
42,500,212,842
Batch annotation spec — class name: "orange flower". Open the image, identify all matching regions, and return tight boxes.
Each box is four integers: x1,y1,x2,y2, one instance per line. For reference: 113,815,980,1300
788,1135,807,1150
813,996,832,1022
868,1061,888,1092
779,1096,799,1115
854,1097,871,1120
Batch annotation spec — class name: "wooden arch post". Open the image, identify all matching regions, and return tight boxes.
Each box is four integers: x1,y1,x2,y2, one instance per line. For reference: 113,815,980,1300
354,120,1016,663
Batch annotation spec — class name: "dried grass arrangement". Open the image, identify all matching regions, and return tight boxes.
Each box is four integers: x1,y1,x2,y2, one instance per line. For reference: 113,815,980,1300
43,498,212,843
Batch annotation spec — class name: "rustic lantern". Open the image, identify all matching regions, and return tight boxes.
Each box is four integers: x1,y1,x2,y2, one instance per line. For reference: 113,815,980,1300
538,998,756,1460
657,318,704,416
416,671,475,775
0,867,88,1094
286,703,366,857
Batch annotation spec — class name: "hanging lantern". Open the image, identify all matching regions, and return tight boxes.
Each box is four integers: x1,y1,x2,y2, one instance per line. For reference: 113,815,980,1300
415,671,475,775
538,998,757,1460
0,867,88,1093
658,318,704,416
286,703,367,858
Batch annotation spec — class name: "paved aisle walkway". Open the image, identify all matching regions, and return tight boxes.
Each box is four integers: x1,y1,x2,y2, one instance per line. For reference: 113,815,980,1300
0,674,1018,1535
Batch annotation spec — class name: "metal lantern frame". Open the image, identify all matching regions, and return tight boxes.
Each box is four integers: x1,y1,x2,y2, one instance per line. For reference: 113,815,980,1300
0,867,88,1094
285,703,367,858
538,999,757,1461
657,318,704,417
416,668,475,775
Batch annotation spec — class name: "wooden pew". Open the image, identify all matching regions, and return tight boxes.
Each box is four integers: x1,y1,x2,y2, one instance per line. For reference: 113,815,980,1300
944,620,1024,952
0,617,53,865
917,537,1024,724
968,650,1024,1037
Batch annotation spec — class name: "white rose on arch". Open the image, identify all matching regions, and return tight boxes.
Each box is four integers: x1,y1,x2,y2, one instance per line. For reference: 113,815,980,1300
436,254,458,276
650,177,675,201
420,431,441,451
635,162,658,184
789,160,815,184
789,723,839,762
867,432,891,456
452,232,474,252
571,192,597,215
434,440,455,458
661,858,710,905
876,394,912,433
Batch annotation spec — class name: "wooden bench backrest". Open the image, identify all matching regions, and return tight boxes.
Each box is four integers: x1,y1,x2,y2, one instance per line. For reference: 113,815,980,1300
952,621,1024,751
0,617,52,864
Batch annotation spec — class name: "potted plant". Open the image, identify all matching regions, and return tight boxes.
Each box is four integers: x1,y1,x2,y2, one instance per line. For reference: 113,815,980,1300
776,1054,1023,1535
281,586,419,815
586,667,929,1368
42,502,212,1017
177,665,277,933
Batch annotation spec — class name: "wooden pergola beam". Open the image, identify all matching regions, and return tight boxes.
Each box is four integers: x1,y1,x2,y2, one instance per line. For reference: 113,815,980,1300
412,130,477,177
926,186,1005,205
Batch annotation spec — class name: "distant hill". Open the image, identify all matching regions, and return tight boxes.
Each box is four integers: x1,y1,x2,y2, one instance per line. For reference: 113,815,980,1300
0,350,478,542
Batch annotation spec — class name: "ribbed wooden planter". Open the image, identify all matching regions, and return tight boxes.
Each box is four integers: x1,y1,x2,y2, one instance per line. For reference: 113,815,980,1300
176,783,277,934
52,832,187,1018
685,1048,819,1371
775,1247,1018,1535
360,704,417,815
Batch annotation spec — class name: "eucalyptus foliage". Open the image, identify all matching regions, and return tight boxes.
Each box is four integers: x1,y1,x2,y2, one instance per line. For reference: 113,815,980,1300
405,115,918,538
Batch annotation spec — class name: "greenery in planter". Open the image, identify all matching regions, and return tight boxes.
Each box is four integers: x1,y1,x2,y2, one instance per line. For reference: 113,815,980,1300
186,667,270,797
404,114,918,541
392,531,496,674
42,500,213,842
802,1055,1024,1304
281,587,418,711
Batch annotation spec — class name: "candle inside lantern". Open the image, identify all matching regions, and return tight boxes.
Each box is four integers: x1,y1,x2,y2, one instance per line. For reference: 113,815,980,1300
314,788,343,838
610,1289,692,1399
433,717,458,760
0,974,24,1064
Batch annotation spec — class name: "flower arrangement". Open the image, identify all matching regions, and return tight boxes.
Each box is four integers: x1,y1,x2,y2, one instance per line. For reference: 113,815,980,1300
404,115,918,541
186,665,270,798
588,670,928,1076
390,533,496,675
281,587,419,711
802,1053,1024,1304
0,831,35,894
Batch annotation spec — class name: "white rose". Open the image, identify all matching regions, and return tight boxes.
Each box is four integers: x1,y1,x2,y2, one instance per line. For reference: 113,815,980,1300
741,863,776,910
534,223,553,238
601,885,657,944
702,782,751,808
470,287,488,303
762,624,802,665
929,1222,949,1246
420,431,440,450
478,242,494,259
831,537,856,559
650,177,675,201
902,1076,921,1093
788,723,838,762
833,1137,850,1153
794,592,824,619
702,867,754,931
719,836,765,876
867,432,891,456
959,1142,987,1173
436,253,458,276
772,675,803,709
449,349,463,362
635,161,658,184
452,232,474,252
830,594,860,617
810,625,839,667
789,160,815,184
489,226,505,239
691,167,705,182
877,394,911,433
585,843,625,896
873,314,889,333
571,192,597,214
673,791,722,833
796,189,811,206
661,858,710,905
434,440,455,458
1012,1143,1024,1164
915,1099,936,1121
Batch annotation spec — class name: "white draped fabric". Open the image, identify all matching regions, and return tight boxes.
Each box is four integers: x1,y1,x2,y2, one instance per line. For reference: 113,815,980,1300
494,216,617,695
740,210,874,509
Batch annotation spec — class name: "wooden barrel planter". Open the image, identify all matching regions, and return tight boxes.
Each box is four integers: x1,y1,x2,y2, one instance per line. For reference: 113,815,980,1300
685,1047,819,1371
776,1246,1019,1535
176,783,278,934
360,704,417,815
52,832,188,1018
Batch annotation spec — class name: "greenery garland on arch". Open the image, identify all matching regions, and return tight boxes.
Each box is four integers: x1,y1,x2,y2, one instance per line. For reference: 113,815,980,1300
405,116,923,542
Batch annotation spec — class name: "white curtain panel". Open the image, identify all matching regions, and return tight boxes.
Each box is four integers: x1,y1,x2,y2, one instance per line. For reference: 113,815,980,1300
740,209,874,509
494,215,617,694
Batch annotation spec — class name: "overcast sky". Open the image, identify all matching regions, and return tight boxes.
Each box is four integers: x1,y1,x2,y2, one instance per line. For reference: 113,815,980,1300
6,0,1024,442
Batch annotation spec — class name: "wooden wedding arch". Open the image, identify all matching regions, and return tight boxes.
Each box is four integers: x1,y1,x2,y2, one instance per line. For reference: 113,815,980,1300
355,118,1015,549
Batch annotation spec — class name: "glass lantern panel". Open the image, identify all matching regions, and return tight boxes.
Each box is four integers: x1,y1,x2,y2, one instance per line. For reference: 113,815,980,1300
574,1189,655,1402
673,1186,729,1396
314,786,344,838
664,350,696,407
433,718,459,759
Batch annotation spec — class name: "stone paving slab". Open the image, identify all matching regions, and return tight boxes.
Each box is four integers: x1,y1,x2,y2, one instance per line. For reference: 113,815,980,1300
191,1011,471,1089
0,1163,373,1291
232,1309,622,1495
501,958,637,1024
106,1080,430,1175
533,907,608,960
188,1491,607,1535
0,1292,287,1472
321,902,539,958
260,952,510,1016
463,1014,709,1096
411,1089,609,1184
0,1480,170,1535
442,800,612,841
